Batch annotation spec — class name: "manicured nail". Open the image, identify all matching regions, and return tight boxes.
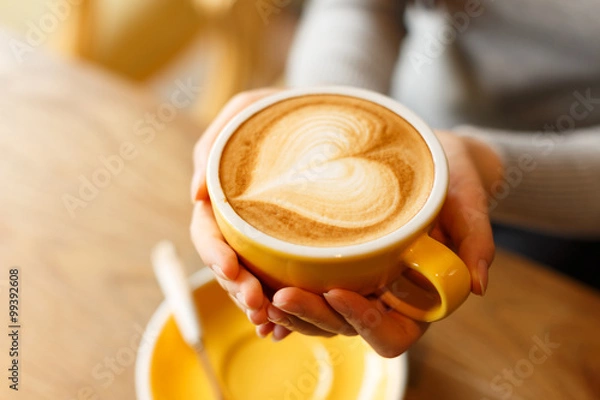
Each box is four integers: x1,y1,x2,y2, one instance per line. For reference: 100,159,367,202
211,264,227,280
477,259,488,296
324,292,351,318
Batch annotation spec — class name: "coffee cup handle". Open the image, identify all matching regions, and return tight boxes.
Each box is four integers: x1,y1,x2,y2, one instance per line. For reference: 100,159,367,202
378,234,472,322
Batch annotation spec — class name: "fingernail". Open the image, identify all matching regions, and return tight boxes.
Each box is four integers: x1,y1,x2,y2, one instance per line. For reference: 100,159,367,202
212,264,227,280
477,259,488,296
323,292,351,318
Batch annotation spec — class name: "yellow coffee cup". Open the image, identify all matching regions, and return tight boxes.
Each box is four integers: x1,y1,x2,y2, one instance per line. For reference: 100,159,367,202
206,86,471,322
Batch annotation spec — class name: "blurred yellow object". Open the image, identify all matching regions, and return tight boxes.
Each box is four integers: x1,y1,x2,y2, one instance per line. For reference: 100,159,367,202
0,0,203,78
77,0,203,80
78,0,287,124
0,0,296,125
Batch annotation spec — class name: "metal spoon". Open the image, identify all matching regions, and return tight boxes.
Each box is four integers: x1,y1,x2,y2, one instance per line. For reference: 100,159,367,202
151,240,225,400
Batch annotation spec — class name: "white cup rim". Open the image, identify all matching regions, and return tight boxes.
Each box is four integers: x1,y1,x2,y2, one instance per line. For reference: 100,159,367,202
206,86,448,259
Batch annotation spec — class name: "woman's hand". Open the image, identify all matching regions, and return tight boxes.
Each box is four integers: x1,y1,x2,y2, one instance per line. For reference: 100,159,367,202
190,88,503,356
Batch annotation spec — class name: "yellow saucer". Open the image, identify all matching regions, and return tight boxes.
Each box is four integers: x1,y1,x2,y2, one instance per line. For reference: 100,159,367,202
135,268,408,400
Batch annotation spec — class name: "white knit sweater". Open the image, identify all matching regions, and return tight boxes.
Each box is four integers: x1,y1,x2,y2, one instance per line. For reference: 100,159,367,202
286,0,600,238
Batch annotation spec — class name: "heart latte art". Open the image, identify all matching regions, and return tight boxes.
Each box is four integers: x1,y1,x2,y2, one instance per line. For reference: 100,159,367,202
219,95,434,246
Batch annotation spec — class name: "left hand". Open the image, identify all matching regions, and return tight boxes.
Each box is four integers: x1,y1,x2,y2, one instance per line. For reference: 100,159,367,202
267,130,503,357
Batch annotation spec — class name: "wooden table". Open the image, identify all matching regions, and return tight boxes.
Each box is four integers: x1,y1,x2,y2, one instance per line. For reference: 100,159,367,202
1,33,599,400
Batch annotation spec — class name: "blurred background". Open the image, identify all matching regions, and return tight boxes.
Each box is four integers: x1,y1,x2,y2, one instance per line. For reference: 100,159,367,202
0,0,470,129
0,0,304,126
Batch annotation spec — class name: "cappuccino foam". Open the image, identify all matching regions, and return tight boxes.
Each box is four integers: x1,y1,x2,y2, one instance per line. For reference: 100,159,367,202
219,94,434,246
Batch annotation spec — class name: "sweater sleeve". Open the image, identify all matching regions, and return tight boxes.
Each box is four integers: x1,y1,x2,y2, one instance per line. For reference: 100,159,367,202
456,125,600,238
285,0,406,93
286,0,600,239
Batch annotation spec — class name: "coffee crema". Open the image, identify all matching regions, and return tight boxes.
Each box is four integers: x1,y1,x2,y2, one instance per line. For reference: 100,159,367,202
219,94,434,247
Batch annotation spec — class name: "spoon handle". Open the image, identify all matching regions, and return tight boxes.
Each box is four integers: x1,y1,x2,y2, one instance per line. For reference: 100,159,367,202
151,241,202,345
151,241,225,399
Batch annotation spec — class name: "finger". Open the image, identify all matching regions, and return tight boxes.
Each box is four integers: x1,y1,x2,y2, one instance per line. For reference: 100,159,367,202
256,322,275,338
272,324,292,342
221,278,269,328
191,88,280,201
324,289,429,358
227,290,269,327
267,305,336,338
191,200,268,313
190,201,240,281
214,265,267,311
442,153,494,296
247,307,268,326
272,288,357,336
234,268,267,311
